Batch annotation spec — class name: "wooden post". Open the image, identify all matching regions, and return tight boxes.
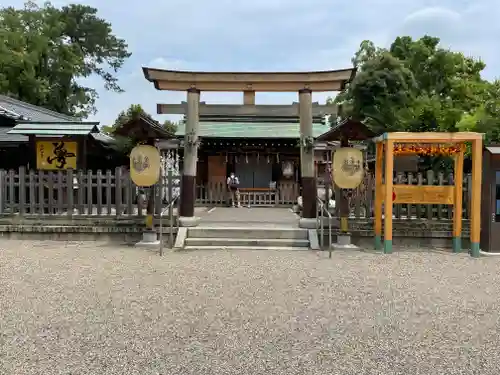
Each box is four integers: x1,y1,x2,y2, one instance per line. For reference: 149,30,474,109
470,138,483,257
18,167,26,216
77,170,84,215
179,88,200,224
38,170,45,214
298,88,316,226
383,140,394,254
106,170,112,215
96,170,103,215
243,91,255,105
67,169,74,216
115,167,123,217
86,170,93,215
145,138,156,230
57,171,64,214
339,136,350,233
28,170,35,214
374,142,384,250
452,145,464,253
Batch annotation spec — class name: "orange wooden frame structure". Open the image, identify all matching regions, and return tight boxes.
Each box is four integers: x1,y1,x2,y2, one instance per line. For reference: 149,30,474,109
373,132,483,257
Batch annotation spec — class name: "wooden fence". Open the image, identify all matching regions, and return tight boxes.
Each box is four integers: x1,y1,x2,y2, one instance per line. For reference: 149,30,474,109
0,167,474,220
196,181,299,206
0,168,299,216
0,167,179,216
325,170,472,220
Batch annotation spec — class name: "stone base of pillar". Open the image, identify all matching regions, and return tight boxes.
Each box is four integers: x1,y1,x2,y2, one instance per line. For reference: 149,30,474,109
299,217,317,229
332,233,359,250
179,216,200,227
135,229,160,248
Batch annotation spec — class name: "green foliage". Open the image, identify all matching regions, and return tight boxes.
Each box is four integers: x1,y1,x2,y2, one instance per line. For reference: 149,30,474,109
332,35,500,144
0,1,131,117
105,104,178,136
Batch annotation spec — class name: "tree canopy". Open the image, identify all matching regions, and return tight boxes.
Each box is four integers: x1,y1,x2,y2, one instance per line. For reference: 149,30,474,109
101,104,179,153
0,1,131,117
332,35,500,143
102,104,178,136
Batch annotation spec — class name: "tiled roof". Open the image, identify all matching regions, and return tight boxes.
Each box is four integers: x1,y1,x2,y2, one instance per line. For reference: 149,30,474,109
176,121,329,139
316,118,375,142
0,127,28,143
8,122,100,136
0,95,77,122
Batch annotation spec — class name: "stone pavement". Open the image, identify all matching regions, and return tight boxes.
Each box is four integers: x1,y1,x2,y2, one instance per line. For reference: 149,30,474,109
198,207,300,227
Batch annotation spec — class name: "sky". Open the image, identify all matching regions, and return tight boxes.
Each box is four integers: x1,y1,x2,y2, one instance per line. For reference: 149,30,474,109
10,0,500,125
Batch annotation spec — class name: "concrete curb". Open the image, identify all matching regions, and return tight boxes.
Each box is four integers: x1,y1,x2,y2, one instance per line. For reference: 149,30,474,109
479,250,500,257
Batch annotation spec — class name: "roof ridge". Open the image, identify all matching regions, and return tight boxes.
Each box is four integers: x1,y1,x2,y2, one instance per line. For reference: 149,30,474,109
0,104,24,120
0,94,79,122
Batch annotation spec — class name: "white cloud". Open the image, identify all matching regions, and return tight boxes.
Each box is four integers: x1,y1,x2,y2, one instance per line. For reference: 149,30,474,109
7,0,500,125
395,4,500,78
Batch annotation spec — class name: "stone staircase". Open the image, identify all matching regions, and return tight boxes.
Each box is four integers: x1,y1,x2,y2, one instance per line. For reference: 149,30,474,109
181,227,311,251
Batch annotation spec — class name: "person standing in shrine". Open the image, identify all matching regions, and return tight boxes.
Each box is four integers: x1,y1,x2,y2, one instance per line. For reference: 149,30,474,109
226,172,241,207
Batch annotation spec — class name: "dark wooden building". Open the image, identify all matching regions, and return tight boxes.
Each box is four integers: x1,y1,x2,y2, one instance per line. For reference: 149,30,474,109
174,113,332,205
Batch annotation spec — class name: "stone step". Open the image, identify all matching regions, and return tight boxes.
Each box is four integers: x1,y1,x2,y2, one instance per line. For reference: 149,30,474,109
188,227,308,239
183,245,309,251
184,237,310,248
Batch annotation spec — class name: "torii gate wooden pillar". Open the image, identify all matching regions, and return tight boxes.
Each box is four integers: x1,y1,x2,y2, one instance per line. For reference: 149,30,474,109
143,68,356,227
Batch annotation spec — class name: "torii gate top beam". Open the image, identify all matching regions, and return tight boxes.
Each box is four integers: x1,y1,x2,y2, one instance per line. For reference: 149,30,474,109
157,102,337,117
142,67,356,92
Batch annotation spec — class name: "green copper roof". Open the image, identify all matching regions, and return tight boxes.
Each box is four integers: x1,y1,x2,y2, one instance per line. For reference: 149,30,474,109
176,121,329,139
8,122,100,136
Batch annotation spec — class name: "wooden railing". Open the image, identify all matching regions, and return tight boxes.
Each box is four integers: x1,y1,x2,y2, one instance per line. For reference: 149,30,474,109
196,181,299,206
324,170,473,220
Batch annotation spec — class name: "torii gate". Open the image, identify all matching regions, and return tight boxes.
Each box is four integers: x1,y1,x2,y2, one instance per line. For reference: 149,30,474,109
142,68,356,228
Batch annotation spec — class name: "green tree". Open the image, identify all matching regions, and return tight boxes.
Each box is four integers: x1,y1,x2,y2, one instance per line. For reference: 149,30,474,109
102,104,179,153
103,104,178,136
331,35,494,137
457,80,500,143
163,120,178,136
0,1,131,117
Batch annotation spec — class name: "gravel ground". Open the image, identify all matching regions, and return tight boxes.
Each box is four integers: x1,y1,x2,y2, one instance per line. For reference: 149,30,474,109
1,241,500,375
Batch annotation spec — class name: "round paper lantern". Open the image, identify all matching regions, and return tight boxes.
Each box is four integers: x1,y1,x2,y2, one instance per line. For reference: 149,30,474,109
332,148,364,189
130,145,161,187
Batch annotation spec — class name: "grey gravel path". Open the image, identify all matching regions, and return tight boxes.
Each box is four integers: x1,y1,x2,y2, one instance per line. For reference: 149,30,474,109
1,241,500,374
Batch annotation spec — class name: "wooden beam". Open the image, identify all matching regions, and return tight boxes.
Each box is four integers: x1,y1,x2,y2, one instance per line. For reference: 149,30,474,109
157,102,337,116
143,67,355,92
373,132,483,143
381,185,454,205
154,80,344,92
